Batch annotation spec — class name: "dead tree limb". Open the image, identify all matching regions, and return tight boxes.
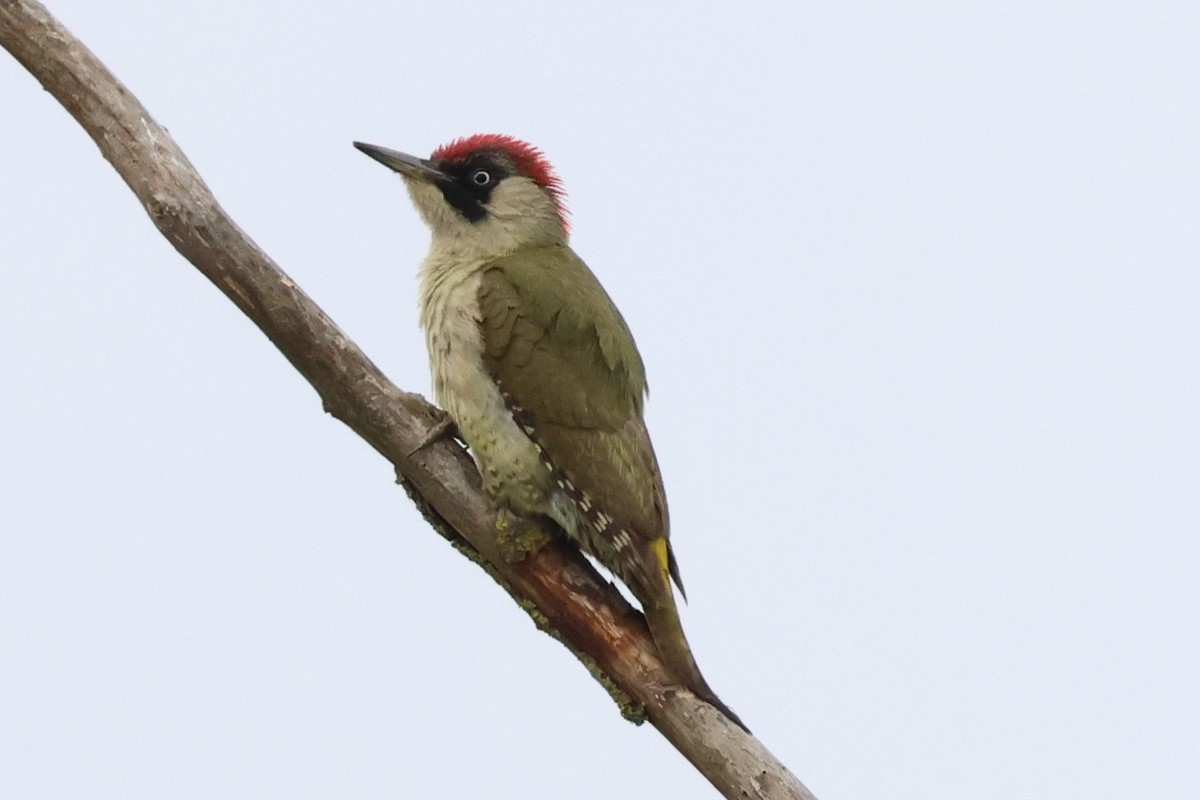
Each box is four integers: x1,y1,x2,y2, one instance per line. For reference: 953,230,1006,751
1,2,814,797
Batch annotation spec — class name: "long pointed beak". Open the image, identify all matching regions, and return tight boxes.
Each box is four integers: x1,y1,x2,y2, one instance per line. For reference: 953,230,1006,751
353,141,443,183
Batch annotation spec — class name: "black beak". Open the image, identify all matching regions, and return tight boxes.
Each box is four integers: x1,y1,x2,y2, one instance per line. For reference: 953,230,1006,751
353,142,443,183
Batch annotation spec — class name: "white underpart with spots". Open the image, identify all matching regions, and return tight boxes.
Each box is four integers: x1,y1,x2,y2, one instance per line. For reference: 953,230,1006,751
417,250,549,514
406,175,568,519
400,169,602,548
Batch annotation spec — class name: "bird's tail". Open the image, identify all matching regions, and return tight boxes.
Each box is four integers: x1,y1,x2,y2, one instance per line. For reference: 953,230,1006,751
639,539,749,733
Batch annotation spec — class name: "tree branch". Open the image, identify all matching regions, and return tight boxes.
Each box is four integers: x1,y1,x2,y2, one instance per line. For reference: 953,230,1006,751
1,2,814,797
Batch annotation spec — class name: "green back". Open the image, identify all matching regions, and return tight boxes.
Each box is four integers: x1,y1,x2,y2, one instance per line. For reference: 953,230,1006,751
477,245,669,540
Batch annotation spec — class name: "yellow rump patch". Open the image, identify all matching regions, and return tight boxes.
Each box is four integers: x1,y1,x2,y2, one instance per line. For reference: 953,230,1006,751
650,537,670,576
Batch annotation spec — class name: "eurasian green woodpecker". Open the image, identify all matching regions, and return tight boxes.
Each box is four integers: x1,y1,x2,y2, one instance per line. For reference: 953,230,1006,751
354,134,744,731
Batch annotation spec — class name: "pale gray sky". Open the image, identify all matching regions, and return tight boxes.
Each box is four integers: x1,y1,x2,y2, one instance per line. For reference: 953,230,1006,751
3,2,1198,797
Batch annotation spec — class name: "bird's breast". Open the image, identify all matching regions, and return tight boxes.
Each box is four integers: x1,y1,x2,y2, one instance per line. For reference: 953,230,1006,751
418,256,549,514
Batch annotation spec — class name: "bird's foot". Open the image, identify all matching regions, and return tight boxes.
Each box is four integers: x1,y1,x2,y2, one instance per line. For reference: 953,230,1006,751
494,512,552,563
407,409,458,457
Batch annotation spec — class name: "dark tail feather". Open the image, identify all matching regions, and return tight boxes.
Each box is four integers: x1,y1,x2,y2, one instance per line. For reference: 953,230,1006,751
642,592,749,733
667,547,687,602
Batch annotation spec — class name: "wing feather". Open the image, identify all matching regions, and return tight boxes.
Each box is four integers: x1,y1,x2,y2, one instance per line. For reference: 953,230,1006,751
477,246,669,541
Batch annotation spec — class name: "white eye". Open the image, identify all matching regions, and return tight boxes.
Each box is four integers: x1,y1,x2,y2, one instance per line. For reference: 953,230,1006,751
471,169,492,186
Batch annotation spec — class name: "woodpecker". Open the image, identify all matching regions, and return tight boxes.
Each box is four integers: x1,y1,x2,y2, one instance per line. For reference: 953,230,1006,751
354,134,744,731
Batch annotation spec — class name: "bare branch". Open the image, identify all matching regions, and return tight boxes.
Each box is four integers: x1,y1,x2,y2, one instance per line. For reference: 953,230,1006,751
1,2,815,797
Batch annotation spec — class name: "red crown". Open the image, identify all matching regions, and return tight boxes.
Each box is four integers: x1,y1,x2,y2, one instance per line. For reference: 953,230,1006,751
432,134,570,231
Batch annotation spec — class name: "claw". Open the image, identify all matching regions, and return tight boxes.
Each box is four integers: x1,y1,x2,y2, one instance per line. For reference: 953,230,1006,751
495,512,553,563
408,411,458,457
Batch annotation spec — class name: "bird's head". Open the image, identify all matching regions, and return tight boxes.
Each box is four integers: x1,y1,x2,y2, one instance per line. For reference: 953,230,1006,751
355,134,570,254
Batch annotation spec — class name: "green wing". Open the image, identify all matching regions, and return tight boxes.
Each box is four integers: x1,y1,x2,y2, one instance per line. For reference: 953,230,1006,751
480,250,736,719
476,245,670,543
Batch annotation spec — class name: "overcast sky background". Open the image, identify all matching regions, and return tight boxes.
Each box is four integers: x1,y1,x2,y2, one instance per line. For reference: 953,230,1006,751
3,2,1198,798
